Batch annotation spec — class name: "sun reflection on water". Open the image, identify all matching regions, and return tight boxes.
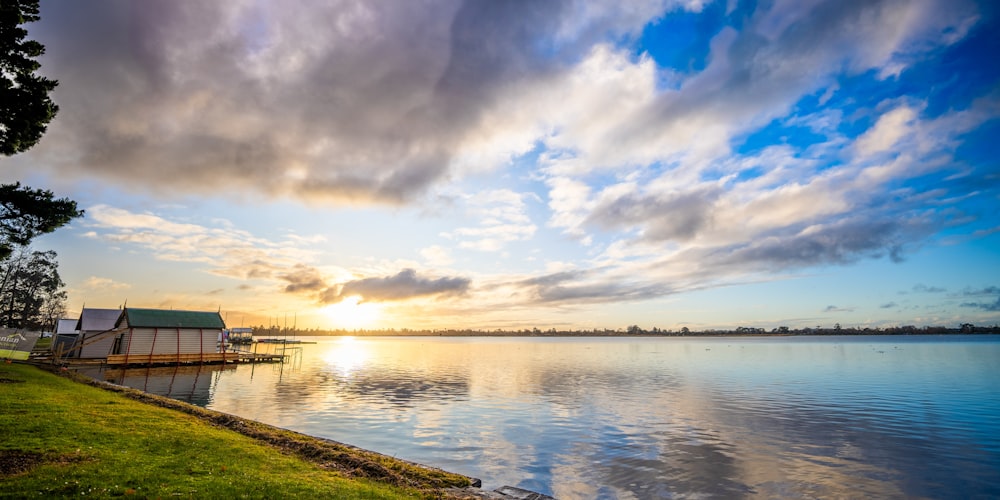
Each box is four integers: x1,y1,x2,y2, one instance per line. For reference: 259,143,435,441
323,336,369,376
107,336,1000,498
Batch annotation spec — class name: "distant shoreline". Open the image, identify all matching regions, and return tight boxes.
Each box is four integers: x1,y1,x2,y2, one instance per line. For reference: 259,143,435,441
253,328,1000,338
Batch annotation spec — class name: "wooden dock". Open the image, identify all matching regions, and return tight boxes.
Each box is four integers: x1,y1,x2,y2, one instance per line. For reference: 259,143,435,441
104,352,285,366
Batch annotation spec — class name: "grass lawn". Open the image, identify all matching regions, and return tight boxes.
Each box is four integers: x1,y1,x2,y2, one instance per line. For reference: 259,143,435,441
0,362,473,499
33,336,52,350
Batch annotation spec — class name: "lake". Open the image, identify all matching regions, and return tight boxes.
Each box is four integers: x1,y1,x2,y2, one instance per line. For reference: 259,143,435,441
82,335,1000,499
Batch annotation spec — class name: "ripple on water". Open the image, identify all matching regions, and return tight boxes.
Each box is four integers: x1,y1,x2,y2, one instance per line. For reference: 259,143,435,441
92,336,1000,499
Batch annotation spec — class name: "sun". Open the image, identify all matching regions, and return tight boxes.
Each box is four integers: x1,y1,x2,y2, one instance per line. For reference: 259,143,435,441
321,295,381,330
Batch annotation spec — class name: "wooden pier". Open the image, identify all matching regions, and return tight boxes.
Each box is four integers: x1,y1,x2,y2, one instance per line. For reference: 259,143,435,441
104,352,285,367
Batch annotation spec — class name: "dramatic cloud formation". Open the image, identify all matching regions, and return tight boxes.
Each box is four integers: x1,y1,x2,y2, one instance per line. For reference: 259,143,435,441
19,0,701,204
12,0,1000,328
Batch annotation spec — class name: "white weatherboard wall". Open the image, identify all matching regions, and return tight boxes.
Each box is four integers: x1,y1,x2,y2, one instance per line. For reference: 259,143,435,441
79,332,117,358
121,328,219,355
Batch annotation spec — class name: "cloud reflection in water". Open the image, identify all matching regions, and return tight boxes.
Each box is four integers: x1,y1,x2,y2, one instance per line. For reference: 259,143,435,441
101,337,1000,498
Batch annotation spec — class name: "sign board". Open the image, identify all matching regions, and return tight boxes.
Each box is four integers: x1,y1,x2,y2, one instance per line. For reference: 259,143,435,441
0,328,42,361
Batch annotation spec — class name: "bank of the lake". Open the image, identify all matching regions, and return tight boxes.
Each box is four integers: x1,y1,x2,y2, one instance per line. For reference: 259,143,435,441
0,362,477,499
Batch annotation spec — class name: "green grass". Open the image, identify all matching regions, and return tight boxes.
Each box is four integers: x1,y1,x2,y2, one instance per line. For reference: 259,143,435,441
33,336,52,350
0,362,472,499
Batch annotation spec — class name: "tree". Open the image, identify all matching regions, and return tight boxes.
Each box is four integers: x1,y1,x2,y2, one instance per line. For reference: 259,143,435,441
0,3,82,257
0,182,83,259
0,2,79,331
36,278,66,331
1,0,59,156
0,247,65,330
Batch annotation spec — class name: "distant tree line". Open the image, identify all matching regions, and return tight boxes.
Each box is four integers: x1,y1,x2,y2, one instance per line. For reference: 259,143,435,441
244,323,1000,337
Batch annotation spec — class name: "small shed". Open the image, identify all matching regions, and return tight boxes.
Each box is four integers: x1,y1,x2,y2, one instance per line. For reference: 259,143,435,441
70,308,122,359
51,318,81,358
107,308,226,364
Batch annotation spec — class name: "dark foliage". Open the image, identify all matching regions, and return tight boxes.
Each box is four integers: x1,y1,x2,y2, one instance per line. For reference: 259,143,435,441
0,246,66,330
0,182,83,259
1,0,59,156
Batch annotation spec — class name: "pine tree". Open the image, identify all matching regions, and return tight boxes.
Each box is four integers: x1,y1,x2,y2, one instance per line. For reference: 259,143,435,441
1,0,59,155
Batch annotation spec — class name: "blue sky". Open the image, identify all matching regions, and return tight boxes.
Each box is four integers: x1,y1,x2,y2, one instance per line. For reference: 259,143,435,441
5,0,999,330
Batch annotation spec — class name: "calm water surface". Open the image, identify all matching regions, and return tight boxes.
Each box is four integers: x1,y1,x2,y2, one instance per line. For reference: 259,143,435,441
88,336,1000,499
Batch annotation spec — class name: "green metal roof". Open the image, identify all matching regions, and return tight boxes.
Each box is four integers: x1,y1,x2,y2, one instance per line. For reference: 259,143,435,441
118,308,226,329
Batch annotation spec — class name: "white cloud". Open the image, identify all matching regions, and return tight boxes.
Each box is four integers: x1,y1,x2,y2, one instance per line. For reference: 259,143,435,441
546,176,594,239
85,205,319,281
421,245,454,267
528,91,999,303
529,0,982,248
446,189,538,252
854,104,920,157
81,276,131,291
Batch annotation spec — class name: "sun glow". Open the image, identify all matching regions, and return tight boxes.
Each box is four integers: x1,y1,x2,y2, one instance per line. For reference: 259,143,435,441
323,336,370,376
321,295,380,330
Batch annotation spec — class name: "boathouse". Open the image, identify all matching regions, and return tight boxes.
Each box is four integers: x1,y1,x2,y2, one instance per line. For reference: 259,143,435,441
106,308,226,365
65,308,122,359
51,318,81,358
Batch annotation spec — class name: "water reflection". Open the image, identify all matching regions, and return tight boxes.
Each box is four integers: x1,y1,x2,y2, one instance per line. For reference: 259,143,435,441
85,336,1000,499
78,364,234,406
273,364,471,409
322,336,369,376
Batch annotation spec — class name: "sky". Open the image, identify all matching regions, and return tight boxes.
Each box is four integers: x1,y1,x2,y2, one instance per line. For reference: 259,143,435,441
4,0,999,331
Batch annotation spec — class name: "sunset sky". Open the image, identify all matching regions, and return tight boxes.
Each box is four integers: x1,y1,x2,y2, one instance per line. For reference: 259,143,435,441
5,0,999,331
